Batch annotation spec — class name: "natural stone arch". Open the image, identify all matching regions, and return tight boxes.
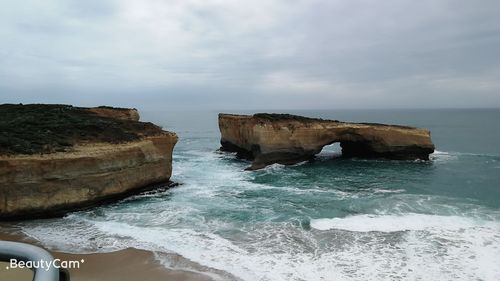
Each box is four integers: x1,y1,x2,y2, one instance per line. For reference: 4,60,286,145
219,113,435,170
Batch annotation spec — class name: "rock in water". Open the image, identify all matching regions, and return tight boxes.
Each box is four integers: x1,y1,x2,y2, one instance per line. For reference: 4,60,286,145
219,113,435,170
0,104,177,220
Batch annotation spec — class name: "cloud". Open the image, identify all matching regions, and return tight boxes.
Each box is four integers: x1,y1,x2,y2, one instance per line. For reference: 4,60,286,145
1,0,499,109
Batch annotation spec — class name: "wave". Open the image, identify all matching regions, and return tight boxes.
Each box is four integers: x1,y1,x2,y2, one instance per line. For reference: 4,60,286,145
432,150,449,155
430,150,457,162
310,213,500,232
431,150,500,158
21,212,500,281
372,188,405,194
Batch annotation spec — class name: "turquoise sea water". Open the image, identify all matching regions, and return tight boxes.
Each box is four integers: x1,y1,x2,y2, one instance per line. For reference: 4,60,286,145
13,109,500,280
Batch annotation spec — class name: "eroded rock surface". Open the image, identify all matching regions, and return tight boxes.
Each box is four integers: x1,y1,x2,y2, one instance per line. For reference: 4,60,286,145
219,113,435,170
0,104,177,219
85,106,140,121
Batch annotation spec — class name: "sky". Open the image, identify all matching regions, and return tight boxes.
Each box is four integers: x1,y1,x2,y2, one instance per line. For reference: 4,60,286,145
1,0,499,110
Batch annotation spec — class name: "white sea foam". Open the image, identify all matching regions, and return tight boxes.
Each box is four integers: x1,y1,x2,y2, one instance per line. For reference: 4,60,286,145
430,150,457,162
309,214,500,280
290,160,309,167
310,213,499,232
372,188,405,194
80,221,342,281
431,150,500,162
260,163,286,171
22,212,500,281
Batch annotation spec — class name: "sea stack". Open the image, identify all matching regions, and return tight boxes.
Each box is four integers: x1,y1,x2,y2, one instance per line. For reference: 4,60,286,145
219,113,435,170
0,104,177,220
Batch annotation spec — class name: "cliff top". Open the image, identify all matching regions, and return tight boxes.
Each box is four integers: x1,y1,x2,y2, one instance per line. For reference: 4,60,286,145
0,104,165,155
253,113,333,122
95,105,137,111
220,113,416,130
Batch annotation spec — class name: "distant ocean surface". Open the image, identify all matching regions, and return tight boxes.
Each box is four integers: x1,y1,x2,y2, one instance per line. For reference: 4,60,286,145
16,109,500,280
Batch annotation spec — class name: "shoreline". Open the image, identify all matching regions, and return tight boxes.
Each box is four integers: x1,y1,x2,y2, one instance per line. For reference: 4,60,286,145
0,230,212,281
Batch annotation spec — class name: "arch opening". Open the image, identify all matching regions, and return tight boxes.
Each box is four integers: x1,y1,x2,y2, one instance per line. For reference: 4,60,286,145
317,142,342,159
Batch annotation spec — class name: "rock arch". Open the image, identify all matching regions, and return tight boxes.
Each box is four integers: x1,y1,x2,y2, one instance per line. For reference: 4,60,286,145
219,113,435,170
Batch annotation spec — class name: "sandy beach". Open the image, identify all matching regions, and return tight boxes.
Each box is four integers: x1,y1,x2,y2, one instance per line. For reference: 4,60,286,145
0,231,211,281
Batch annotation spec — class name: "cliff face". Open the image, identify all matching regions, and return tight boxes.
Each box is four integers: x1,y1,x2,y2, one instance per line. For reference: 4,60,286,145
0,104,177,220
0,135,177,219
219,113,435,170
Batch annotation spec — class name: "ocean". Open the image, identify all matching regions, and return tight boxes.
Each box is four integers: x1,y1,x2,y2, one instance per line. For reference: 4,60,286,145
14,109,500,280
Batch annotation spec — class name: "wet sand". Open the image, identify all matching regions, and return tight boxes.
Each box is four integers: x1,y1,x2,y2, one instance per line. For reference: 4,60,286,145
0,231,212,281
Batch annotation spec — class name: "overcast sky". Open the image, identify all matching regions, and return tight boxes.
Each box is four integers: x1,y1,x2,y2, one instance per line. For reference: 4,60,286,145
1,0,499,110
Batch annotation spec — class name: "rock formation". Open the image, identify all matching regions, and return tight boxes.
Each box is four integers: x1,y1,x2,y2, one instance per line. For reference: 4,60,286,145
219,113,435,170
85,106,140,121
0,104,177,220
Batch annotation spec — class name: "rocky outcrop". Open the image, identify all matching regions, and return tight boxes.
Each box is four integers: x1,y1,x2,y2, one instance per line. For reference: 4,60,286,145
85,106,140,121
219,113,435,170
0,104,177,220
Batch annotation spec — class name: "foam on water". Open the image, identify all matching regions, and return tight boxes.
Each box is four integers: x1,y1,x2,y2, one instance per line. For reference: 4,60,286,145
310,213,500,232
21,211,500,281
372,188,405,194
429,150,456,162
431,150,500,162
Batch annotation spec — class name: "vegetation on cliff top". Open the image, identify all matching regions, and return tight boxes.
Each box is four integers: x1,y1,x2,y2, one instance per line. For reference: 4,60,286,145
252,113,415,129
0,104,164,155
253,113,336,122
95,105,136,111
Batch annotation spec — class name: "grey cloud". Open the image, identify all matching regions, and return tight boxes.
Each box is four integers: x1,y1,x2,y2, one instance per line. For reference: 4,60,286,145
1,0,499,109
62,0,118,19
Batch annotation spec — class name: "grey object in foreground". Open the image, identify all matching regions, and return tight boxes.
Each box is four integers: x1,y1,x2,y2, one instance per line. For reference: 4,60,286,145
0,241,64,281
219,113,435,170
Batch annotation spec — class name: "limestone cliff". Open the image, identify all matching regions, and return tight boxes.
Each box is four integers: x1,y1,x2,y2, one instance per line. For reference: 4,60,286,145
219,113,435,170
85,106,140,121
0,104,177,220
